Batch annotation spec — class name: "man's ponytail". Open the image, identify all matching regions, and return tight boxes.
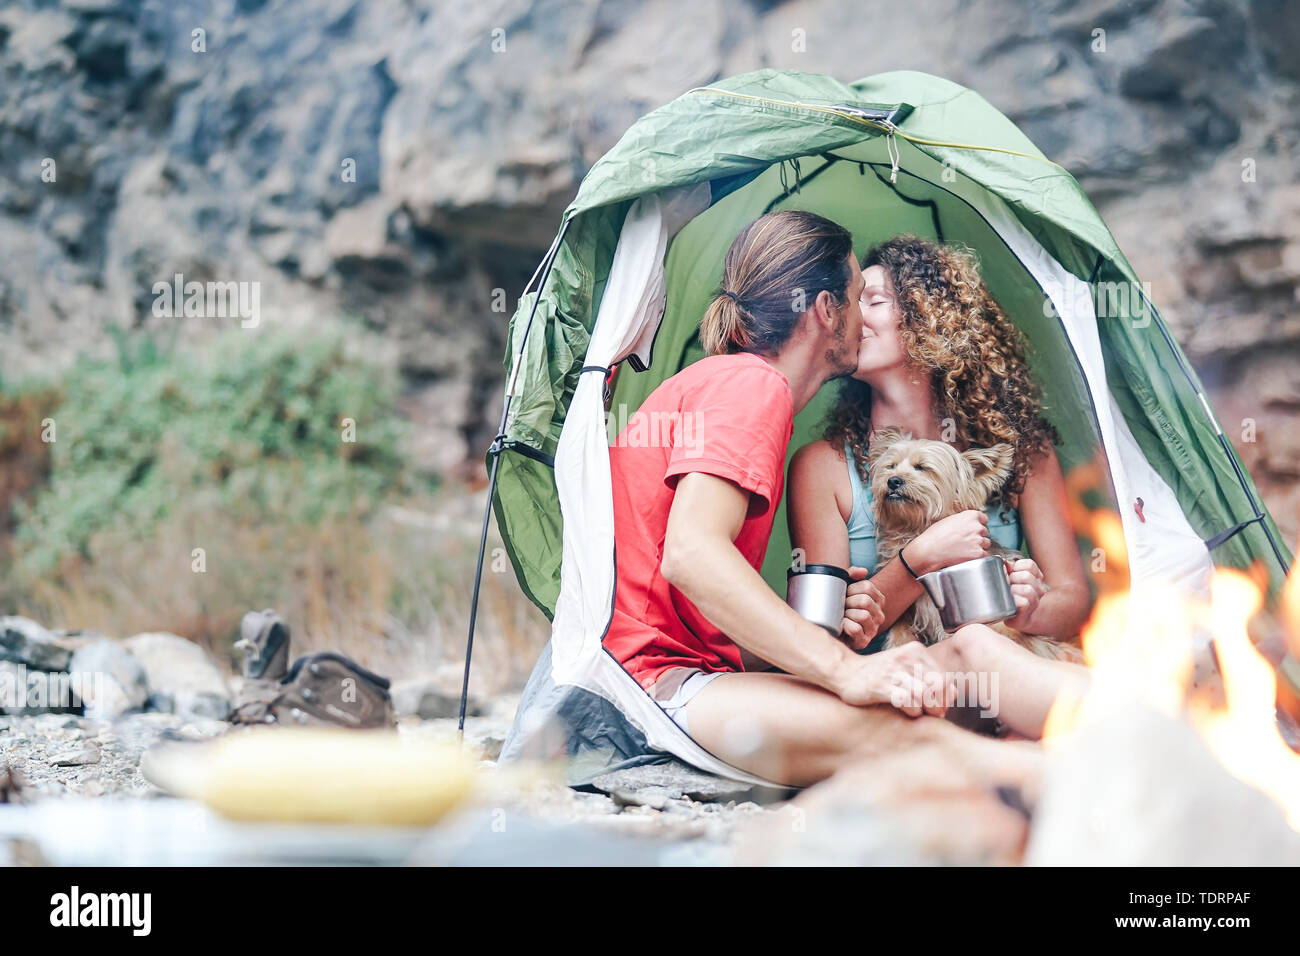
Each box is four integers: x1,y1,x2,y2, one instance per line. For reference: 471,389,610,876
699,293,754,356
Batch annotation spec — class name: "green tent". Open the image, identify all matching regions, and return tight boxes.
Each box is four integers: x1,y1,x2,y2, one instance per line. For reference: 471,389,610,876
484,69,1291,784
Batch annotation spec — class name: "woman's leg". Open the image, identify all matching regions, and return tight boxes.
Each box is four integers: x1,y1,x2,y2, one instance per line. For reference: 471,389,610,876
681,670,1044,789
925,623,1091,739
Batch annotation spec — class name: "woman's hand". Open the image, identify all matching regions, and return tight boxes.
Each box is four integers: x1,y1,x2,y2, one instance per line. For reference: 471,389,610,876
839,567,885,650
903,510,991,574
831,641,954,717
1004,557,1048,631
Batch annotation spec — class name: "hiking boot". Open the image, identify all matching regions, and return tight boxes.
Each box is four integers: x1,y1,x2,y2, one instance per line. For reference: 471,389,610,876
234,609,290,681
229,652,395,729
268,652,395,729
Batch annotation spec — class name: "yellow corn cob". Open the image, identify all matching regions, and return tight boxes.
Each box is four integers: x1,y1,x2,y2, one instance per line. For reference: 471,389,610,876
194,727,478,826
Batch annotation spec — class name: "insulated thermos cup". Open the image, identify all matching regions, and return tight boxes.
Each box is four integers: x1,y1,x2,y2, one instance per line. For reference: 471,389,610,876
917,555,1018,631
786,564,851,636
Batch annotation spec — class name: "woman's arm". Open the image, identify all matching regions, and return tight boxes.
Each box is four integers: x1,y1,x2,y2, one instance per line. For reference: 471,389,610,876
1007,445,1092,638
868,514,997,632
785,441,853,572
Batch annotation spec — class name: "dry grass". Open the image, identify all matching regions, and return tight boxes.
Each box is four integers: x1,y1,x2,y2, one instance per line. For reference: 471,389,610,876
4,484,550,694
0,389,56,537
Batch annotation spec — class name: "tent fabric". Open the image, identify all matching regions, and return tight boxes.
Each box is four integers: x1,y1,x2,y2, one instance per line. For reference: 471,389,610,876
494,68,1292,784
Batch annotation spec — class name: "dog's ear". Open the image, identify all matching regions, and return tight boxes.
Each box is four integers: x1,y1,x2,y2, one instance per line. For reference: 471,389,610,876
962,443,1015,501
867,426,910,474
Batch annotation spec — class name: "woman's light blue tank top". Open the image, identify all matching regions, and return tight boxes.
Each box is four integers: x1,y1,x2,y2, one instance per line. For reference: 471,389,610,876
843,440,1021,573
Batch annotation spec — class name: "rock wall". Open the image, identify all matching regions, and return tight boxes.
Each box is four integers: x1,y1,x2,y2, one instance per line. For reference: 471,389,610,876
1,0,1296,536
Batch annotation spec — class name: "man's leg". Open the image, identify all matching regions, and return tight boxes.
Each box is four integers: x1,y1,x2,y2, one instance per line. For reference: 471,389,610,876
681,671,1043,789
926,623,1092,739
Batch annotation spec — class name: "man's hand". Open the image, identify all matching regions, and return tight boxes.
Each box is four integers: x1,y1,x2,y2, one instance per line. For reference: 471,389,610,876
839,567,885,650
904,509,991,574
1004,557,1048,631
830,642,955,717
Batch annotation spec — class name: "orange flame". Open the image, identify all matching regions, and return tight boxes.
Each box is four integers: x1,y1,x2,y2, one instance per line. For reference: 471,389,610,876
1042,505,1300,830
1191,569,1300,828
1282,550,1300,661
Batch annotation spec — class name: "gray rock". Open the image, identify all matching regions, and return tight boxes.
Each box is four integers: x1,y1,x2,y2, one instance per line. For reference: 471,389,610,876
477,734,505,762
0,661,80,716
391,677,485,720
123,632,231,721
732,746,1031,866
0,617,72,672
588,760,763,804
1,661,29,715
49,743,101,767
68,640,148,720
174,719,229,741
145,691,230,721
609,786,677,810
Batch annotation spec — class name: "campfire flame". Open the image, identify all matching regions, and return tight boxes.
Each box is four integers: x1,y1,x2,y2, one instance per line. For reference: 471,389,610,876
1192,570,1300,829
1043,490,1300,831
1283,551,1300,661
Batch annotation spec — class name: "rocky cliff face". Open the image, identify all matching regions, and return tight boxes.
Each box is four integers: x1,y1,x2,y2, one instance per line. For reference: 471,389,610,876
1,0,1296,536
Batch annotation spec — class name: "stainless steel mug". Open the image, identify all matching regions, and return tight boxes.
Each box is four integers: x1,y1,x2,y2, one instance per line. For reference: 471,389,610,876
918,555,1017,631
786,564,851,636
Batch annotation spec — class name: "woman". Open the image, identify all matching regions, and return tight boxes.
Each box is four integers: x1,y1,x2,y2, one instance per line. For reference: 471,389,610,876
788,235,1093,661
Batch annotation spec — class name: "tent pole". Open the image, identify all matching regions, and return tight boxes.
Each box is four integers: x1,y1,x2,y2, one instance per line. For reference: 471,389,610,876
458,219,570,743
457,417,508,743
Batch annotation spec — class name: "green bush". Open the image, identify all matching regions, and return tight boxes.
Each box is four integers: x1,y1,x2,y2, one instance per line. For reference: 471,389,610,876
8,322,413,580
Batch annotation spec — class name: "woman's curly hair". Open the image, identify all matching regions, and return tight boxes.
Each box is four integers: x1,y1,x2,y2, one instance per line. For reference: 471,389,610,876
825,235,1060,502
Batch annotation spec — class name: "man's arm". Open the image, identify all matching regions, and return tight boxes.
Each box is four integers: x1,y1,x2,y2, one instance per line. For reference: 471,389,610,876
661,472,858,692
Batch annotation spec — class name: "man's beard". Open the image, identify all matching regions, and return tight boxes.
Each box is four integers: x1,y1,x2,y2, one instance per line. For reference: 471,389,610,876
823,310,859,379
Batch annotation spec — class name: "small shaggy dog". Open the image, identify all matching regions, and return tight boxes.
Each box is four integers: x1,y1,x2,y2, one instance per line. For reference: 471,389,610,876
867,426,1081,662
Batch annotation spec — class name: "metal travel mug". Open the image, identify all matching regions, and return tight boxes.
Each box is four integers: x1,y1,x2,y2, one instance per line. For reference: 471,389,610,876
786,564,851,636
918,555,1018,631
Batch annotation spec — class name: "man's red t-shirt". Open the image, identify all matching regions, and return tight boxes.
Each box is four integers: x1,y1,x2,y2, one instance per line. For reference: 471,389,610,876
602,351,795,690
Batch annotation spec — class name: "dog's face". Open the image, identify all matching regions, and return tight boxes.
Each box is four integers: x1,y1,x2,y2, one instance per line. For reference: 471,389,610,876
867,426,1014,536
